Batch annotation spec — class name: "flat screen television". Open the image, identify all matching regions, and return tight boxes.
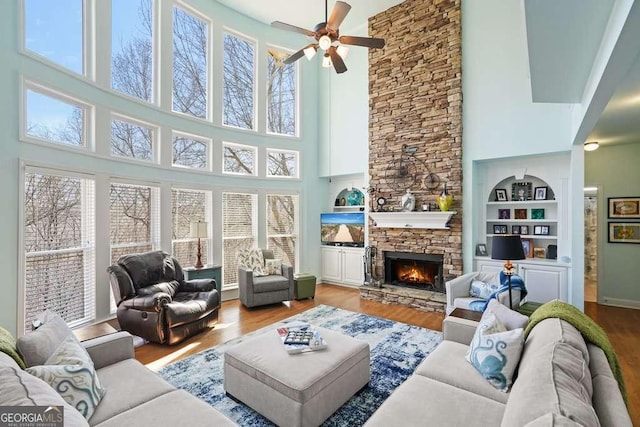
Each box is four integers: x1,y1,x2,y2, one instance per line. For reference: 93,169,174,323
321,212,365,246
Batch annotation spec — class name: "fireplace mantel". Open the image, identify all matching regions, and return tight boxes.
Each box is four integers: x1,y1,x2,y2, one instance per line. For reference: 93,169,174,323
369,212,456,229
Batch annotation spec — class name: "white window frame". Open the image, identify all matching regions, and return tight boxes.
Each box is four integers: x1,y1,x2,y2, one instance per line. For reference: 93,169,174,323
222,141,258,176
109,113,159,164
265,44,300,138
19,164,96,335
21,80,93,151
266,148,300,179
266,193,300,273
222,28,258,132
171,131,212,171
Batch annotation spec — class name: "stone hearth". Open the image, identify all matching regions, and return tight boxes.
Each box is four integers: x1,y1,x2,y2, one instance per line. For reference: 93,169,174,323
360,285,446,313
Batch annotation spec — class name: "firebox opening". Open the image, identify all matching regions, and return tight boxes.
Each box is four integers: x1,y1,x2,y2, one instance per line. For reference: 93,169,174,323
384,251,444,293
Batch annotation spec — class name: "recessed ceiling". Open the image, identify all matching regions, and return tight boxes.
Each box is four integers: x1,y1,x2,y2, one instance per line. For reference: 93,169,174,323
215,0,405,33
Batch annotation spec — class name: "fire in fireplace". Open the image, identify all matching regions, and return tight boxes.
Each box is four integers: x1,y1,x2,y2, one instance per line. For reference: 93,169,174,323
384,251,444,293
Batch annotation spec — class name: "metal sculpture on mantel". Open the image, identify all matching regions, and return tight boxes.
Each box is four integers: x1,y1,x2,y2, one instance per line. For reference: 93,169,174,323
382,144,441,191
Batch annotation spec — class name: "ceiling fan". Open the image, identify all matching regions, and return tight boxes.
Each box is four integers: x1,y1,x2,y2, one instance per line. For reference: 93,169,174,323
271,0,386,74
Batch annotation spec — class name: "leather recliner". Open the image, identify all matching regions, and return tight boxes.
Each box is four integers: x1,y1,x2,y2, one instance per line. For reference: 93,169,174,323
108,250,220,345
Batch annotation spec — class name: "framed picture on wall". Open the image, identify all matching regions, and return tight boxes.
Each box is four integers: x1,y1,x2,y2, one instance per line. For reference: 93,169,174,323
520,225,530,235
476,243,488,256
608,222,640,243
608,197,640,219
531,208,545,219
534,186,548,200
498,209,510,219
521,238,533,258
512,225,521,234
495,189,508,201
511,182,532,201
514,209,527,219
493,225,507,234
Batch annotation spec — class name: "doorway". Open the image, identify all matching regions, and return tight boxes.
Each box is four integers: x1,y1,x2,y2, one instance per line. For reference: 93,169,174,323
584,190,598,303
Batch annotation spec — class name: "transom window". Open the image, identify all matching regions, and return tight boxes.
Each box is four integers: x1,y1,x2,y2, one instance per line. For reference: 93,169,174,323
267,48,297,136
110,116,156,162
172,133,209,170
223,31,255,130
223,142,257,175
267,149,299,178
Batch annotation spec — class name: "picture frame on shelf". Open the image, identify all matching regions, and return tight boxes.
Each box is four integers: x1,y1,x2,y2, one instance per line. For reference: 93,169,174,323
520,225,530,235
493,224,507,234
608,197,640,219
533,225,550,235
512,225,521,234
512,182,532,201
608,222,640,243
534,186,548,200
534,247,546,258
531,208,545,219
476,243,488,256
521,238,533,258
498,209,510,219
514,209,527,219
495,189,508,202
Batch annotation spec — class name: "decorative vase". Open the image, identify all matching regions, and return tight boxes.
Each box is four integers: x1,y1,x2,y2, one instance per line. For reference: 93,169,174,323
437,183,453,212
401,190,415,212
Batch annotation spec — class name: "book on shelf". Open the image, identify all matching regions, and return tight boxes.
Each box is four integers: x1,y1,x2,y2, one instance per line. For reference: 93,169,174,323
276,322,328,354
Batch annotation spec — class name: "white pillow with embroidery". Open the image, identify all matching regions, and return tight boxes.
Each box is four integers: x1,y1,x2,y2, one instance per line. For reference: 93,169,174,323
465,312,524,392
237,249,267,276
470,280,500,299
265,259,283,275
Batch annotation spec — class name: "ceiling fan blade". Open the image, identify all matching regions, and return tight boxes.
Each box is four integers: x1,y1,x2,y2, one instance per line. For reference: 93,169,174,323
328,46,347,74
339,35,385,49
271,21,315,37
283,43,317,65
327,1,352,31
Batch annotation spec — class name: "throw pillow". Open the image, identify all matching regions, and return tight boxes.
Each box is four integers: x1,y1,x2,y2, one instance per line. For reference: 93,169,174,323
27,335,106,420
0,326,26,369
237,249,267,276
17,310,74,367
265,259,283,275
466,312,525,392
470,280,500,299
485,299,529,330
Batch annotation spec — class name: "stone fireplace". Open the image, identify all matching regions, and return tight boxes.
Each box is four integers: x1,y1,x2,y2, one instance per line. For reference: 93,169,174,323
384,251,444,293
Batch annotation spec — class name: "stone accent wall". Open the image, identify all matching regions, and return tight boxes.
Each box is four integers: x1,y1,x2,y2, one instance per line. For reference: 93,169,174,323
368,0,463,283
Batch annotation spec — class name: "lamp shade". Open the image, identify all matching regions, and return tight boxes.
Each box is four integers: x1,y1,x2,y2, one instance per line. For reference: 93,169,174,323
189,221,208,239
491,235,525,261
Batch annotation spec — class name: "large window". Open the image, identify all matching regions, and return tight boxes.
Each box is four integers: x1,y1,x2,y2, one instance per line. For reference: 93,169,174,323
223,142,256,175
173,6,208,119
23,169,95,333
25,87,87,148
172,133,209,170
267,48,297,136
110,116,155,161
223,32,255,130
111,0,154,102
223,193,258,286
267,149,298,178
172,188,209,268
267,194,298,269
24,0,84,74
109,182,160,264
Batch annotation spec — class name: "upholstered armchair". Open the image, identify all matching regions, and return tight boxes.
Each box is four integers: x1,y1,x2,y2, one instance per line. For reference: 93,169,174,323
445,271,526,315
108,250,220,345
238,249,294,308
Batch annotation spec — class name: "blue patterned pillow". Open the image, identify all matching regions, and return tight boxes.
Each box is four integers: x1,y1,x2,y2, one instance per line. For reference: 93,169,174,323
470,280,500,299
465,312,524,392
26,335,105,419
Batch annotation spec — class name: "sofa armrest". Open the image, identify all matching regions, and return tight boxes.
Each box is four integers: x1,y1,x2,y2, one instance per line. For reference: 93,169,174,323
181,278,215,292
238,266,254,307
120,293,171,312
442,316,477,345
82,331,134,370
445,272,477,308
282,264,294,295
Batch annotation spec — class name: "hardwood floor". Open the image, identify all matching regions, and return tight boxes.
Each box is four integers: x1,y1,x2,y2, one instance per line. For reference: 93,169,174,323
132,284,639,425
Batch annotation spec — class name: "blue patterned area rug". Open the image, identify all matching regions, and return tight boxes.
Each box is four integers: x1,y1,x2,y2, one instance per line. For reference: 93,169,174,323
158,305,442,426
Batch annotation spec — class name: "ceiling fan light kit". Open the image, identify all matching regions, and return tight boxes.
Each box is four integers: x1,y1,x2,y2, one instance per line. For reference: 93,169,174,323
271,0,386,74
584,141,599,151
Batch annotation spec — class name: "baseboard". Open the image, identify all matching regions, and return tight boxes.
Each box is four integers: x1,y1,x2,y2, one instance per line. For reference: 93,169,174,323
320,280,361,289
598,297,640,310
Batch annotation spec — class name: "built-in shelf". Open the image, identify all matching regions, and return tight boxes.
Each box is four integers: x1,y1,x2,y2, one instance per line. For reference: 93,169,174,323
369,211,456,229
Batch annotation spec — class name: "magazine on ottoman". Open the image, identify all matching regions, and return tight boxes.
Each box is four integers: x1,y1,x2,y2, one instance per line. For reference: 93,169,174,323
276,322,328,354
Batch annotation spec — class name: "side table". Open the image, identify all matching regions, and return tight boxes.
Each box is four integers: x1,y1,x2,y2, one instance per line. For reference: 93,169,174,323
516,301,544,317
73,323,118,342
184,264,222,297
294,273,316,300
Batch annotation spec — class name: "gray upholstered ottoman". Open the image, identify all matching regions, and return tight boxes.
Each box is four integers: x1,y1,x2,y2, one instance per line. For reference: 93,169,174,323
224,326,370,427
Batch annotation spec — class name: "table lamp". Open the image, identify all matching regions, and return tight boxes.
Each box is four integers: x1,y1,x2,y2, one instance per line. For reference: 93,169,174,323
189,221,208,269
491,235,525,308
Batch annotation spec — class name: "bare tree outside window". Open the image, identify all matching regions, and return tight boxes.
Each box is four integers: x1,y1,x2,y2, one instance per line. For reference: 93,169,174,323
23,172,95,332
267,49,296,136
267,194,298,268
110,118,153,160
172,189,208,267
26,90,84,147
267,150,298,177
223,193,257,285
173,135,208,169
223,143,256,175
110,183,157,263
111,0,153,102
223,33,255,129
173,6,208,119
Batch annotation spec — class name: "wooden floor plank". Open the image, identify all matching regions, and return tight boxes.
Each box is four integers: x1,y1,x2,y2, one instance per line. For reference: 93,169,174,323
130,284,638,425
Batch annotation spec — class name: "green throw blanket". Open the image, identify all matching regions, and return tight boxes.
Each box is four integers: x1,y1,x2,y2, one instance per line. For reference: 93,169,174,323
0,326,26,369
524,300,627,405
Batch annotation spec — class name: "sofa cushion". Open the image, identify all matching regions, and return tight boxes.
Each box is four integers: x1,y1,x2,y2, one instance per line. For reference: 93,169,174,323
252,275,290,293
0,365,89,427
524,413,584,426
165,291,218,327
364,375,506,427
466,312,524,392
118,251,180,290
522,318,589,364
453,296,486,311
17,311,74,367
137,280,180,297
501,341,599,427
415,340,509,404
26,335,106,420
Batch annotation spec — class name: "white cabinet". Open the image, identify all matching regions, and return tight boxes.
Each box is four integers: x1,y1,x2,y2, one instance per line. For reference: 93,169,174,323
473,258,569,303
321,246,364,286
